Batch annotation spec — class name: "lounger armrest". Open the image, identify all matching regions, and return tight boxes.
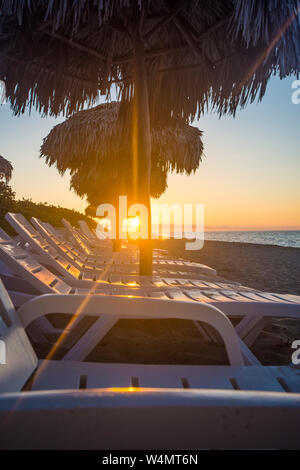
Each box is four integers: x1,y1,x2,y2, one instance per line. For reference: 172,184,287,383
17,294,244,366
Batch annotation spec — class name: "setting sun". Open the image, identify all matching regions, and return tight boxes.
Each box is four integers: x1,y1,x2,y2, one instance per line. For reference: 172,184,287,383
124,215,140,233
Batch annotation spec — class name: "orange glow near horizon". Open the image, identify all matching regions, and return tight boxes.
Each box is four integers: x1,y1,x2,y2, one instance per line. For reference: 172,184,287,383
96,215,142,236
94,201,300,233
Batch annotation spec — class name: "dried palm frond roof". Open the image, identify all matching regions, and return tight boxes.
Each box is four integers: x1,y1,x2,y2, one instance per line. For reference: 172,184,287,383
0,155,13,182
0,1,299,119
40,101,203,203
40,101,204,176
69,158,169,205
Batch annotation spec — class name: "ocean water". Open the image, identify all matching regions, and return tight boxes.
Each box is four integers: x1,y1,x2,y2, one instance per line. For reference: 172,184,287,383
200,230,300,248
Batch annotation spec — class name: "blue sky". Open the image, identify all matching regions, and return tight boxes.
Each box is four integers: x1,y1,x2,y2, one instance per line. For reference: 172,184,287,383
0,75,299,229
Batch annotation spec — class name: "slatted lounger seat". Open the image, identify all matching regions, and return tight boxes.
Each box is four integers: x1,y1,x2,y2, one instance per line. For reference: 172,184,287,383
4,215,233,291
0,278,300,449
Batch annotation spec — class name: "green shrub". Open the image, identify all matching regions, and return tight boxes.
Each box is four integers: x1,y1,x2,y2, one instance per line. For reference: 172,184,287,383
0,181,17,234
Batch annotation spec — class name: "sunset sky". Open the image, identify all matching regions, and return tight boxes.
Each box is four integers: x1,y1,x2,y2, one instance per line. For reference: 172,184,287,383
0,75,299,230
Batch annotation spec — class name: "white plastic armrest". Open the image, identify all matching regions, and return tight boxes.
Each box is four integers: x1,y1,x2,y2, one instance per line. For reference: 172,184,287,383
17,293,244,366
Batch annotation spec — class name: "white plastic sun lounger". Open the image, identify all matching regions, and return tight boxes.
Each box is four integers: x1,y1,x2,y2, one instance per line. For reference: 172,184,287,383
7,213,186,276
1,228,300,363
31,217,217,277
0,225,258,362
55,219,141,257
62,217,97,254
60,216,217,276
65,217,131,255
54,218,218,271
78,219,98,240
77,219,110,250
76,221,106,249
5,215,233,294
0,232,255,364
66,217,130,252
0,279,300,449
32,218,131,269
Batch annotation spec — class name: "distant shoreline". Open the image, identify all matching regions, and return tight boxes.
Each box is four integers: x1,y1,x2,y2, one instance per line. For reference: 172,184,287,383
163,230,300,249
159,236,300,248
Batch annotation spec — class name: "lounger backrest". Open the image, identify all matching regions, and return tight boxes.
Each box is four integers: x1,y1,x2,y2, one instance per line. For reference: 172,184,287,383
45,222,83,255
74,227,96,250
31,218,86,267
0,230,72,295
0,279,38,392
46,222,73,246
43,221,86,259
0,227,12,241
44,222,63,239
78,220,96,240
75,226,94,245
6,213,55,254
62,219,91,254
6,213,81,281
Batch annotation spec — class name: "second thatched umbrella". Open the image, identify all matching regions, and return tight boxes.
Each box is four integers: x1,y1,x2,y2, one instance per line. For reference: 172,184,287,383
40,101,204,254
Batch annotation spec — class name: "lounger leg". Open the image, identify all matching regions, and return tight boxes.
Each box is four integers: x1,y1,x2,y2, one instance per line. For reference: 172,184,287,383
242,318,268,347
236,315,263,339
237,338,261,365
193,320,213,341
61,315,119,361
193,320,220,342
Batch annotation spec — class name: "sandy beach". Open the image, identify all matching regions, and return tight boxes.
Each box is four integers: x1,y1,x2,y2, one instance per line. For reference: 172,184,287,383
153,239,300,295
151,239,300,365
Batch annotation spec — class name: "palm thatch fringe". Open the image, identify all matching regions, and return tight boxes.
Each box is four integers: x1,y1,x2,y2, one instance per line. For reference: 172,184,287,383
40,102,203,173
40,101,204,204
0,1,299,118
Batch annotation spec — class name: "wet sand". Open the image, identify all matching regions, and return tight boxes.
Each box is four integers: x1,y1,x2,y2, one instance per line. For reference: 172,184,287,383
36,240,300,367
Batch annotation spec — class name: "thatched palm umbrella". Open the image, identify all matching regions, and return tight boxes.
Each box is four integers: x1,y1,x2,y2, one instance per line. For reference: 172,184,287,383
40,101,204,249
1,1,299,273
70,157,169,205
40,102,203,183
0,155,13,182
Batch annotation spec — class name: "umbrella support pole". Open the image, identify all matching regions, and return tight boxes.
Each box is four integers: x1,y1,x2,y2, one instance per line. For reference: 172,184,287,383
133,34,153,276
113,204,121,252
112,240,121,252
